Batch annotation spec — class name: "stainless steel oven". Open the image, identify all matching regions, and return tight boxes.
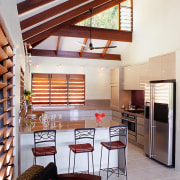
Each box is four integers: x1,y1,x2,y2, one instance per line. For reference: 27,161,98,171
121,112,137,140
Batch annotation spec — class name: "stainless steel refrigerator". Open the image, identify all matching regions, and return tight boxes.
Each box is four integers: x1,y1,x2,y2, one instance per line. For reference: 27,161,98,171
144,80,176,166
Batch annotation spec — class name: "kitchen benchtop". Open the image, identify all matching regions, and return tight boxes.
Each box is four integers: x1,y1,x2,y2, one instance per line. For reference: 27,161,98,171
19,119,120,134
112,107,144,118
121,110,144,118
33,105,112,111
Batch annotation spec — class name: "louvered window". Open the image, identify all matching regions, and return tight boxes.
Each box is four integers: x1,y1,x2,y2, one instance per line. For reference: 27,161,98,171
0,26,15,180
32,73,85,105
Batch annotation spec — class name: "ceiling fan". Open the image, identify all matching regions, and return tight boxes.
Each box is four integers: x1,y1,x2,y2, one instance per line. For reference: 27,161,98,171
78,9,117,50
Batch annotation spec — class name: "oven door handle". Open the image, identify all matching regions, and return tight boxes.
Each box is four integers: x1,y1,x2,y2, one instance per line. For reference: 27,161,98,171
124,119,136,123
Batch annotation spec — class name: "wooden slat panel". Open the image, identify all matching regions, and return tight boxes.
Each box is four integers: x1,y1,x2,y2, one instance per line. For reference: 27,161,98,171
6,59,13,69
0,82,7,89
0,65,7,76
0,28,8,47
3,46,14,57
0,48,8,62
0,154,6,169
4,137,14,152
5,147,14,165
17,0,55,15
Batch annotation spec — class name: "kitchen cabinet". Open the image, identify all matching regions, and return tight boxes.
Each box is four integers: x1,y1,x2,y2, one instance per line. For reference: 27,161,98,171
123,63,149,90
112,110,122,123
123,65,139,90
110,67,121,108
149,52,176,81
137,116,144,146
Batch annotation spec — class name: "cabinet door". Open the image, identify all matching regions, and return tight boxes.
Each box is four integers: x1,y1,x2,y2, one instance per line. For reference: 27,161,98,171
161,52,176,80
123,65,139,90
110,68,119,85
111,85,119,108
149,56,162,81
139,63,150,90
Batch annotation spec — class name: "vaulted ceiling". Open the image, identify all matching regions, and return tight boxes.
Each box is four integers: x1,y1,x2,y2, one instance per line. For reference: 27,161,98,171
16,0,132,61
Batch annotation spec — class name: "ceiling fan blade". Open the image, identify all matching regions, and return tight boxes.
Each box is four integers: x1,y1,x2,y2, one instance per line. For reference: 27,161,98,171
92,46,117,50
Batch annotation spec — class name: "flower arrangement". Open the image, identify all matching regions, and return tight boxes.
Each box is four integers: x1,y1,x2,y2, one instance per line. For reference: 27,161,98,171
95,113,105,126
23,90,33,104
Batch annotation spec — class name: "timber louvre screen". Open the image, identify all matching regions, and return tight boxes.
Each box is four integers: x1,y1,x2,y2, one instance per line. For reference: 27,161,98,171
0,25,15,180
32,73,85,105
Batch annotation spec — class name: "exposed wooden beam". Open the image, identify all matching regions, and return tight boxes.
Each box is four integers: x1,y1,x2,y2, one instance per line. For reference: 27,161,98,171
56,36,61,55
22,0,117,41
25,0,127,45
79,38,88,57
29,25,132,46
102,40,112,58
31,49,121,61
17,0,55,15
20,0,88,30
55,25,132,42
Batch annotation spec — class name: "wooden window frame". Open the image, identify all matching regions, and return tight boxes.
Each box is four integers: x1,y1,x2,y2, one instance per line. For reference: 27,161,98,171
31,73,85,106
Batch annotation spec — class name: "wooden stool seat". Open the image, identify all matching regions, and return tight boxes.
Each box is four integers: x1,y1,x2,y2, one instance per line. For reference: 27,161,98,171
32,146,57,156
69,143,94,153
101,141,126,150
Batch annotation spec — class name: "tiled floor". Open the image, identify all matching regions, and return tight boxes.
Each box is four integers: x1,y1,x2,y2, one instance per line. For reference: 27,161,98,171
98,142,180,180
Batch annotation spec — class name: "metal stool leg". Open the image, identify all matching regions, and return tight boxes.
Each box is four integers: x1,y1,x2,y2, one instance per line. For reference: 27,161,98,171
68,149,71,173
118,149,120,177
73,153,76,173
34,156,36,165
107,150,110,180
99,145,103,176
54,154,56,165
91,151,94,174
124,148,127,180
87,152,89,174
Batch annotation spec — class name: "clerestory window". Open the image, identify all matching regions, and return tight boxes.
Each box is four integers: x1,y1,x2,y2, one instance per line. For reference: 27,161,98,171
77,0,133,31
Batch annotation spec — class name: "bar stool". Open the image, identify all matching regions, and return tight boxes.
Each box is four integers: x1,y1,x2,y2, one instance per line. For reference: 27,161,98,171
99,125,127,180
68,128,96,174
32,130,57,165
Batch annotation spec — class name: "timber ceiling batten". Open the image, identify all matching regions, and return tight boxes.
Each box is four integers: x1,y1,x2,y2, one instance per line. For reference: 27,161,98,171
56,36,61,55
17,0,55,15
79,38,88,57
22,0,114,41
102,40,112,58
20,0,88,30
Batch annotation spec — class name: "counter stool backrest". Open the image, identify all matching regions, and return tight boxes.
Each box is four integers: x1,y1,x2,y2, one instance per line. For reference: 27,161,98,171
32,130,57,165
109,125,127,148
74,128,95,148
34,130,56,146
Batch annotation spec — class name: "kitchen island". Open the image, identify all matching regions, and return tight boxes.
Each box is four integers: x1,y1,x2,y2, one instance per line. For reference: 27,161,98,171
19,119,126,175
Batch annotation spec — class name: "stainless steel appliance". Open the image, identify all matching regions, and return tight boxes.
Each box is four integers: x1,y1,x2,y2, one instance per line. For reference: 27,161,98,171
144,80,176,166
121,112,136,141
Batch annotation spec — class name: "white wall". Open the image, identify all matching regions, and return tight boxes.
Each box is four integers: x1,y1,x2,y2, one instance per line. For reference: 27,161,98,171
0,0,25,178
121,0,180,65
31,56,122,99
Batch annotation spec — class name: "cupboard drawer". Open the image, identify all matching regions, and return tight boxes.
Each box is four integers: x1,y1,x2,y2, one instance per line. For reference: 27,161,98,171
137,134,144,146
112,110,121,118
137,124,144,136
137,116,144,125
